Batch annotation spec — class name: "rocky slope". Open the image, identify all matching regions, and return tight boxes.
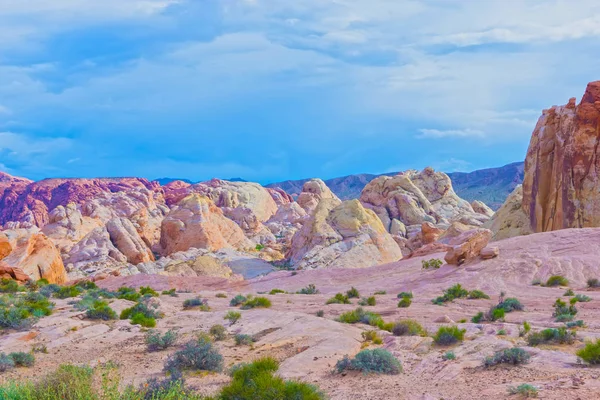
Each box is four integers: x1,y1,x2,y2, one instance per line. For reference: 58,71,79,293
3,228,600,399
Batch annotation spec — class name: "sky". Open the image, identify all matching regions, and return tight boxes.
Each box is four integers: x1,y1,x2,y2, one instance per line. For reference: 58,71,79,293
1,0,600,184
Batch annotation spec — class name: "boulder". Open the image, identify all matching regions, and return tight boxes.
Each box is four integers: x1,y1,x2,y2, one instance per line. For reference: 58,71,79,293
480,246,499,260
288,199,402,269
106,217,154,264
0,232,11,260
483,185,532,241
2,232,67,283
64,227,128,270
160,194,251,255
421,222,444,245
471,200,494,217
0,262,29,282
41,203,102,253
296,179,341,213
522,82,600,232
444,228,492,266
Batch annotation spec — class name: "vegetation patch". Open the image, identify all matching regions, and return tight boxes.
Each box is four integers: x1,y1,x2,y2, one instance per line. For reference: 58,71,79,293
241,296,271,309
183,297,210,311
235,334,255,346
422,259,443,269
433,326,466,345
483,348,530,367
508,384,538,398
224,311,241,325
358,296,376,306
297,284,319,295
145,329,178,351
577,339,600,364
326,293,351,305
164,336,223,373
209,325,227,341
545,275,569,287
346,287,360,299
229,294,247,306
527,327,576,346
391,320,427,337
335,348,402,375
268,289,286,295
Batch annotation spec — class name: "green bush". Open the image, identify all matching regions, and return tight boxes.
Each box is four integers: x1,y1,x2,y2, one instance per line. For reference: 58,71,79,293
268,289,286,295
164,337,223,373
335,348,401,375
564,289,574,296
235,334,255,346
392,320,426,337
546,275,569,287
54,285,83,299
527,327,576,346
316,310,325,317
422,259,443,269
230,294,247,306
215,292,227,298
497,329,507,336
508,384,538,398
432,284,469,305
374,290,387,295
433,326,466,345
496,298,524,312
39,284,61,298
397,297,412,308
552,298,577,321
85,300,117,321
338,307,384,328
120,301,161,320
491,307,505,321
224,311,241,324
220,357,325,400
209,325,227,341
139,286,159,297
0,353,15,372
297,284,319,295
326,293,351,305
575,294,591,302
361,330,383,345
577,339,600,364
397,292,413,299
587,278,600,288
0,279,23,294
471,312,484,323
566,320,584,328
131,313,156,328
358,296,376,306
346,287,360,298
161,288,178,297
0,292,55,330
483,348,530,367
468,290,490,299
255,244,265,251
145,329,178,351
116,286,141,302
519,321,531,337
443,351,456,361
241,297,271,309
9,351,35,367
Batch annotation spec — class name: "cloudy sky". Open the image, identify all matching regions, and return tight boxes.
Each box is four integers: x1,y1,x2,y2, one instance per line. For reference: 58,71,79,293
1,0,599,183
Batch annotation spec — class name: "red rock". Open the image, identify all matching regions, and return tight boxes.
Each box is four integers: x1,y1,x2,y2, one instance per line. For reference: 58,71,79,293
0,262,30,282
421,222,444,245
480,246,499,260
0,232,11,259
444,228,492,265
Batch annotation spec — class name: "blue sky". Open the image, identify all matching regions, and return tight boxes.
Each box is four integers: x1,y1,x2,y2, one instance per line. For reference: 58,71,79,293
1,0,600,183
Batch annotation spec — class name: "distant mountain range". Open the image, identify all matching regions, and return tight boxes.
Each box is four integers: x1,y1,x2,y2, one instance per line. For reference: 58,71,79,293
266,162,525,210
155,177,247,186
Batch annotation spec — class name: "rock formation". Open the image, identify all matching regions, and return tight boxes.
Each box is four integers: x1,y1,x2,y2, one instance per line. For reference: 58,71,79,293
106,217,154,264
160,194,251,255
296,179,341,214
444,228,492,265
484,185,532,241
522,81,600,232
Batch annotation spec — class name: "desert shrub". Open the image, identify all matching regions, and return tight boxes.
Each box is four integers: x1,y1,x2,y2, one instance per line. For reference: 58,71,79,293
361,330,383,345
9,351,35,367
491,307,505,321
0,292,55,330
397,297,412,308
566,320,584,328
471,312,484,323
326,293,351,305
531,278,542,286
433,326,466,345
0,279,23,293
39,284,61,298
577,339,600,364
215,292,227,298
145,329,178,351
161,288,177,297
527,327,576,346
229,294,247,306
224,311,241,324
338,307,384,328
235,334,254,346
297,284,319,295
116,286,141,302
546,275,569,287
32,344,48,354
220,357,325,400
497,329,507,336
209,325,227,341
316,310,324,317
139,286,159,297
468,290,490,299
255,244,265,251
358,296,376,306
397,292,413,299
374,290,387,295
508,384,538,397
164,337,223,373
85,300,117,321
575,294,592,302
432,284,469,305
496,297,524,312
422,258,443,269
587,278,600,288
335,348,401,375
137,371,196,399
443,351,456,360
392,319,426,337
519,321,532,337
483,348,530,367
131,313,156,328
120,301,161,320
0,353,15,372
75,281,98,291
241,297,271,309
269,289,286,295
54,285,83,299
564,289,575,296
183,297,210,311
553,298,577,321
346,287,360,298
